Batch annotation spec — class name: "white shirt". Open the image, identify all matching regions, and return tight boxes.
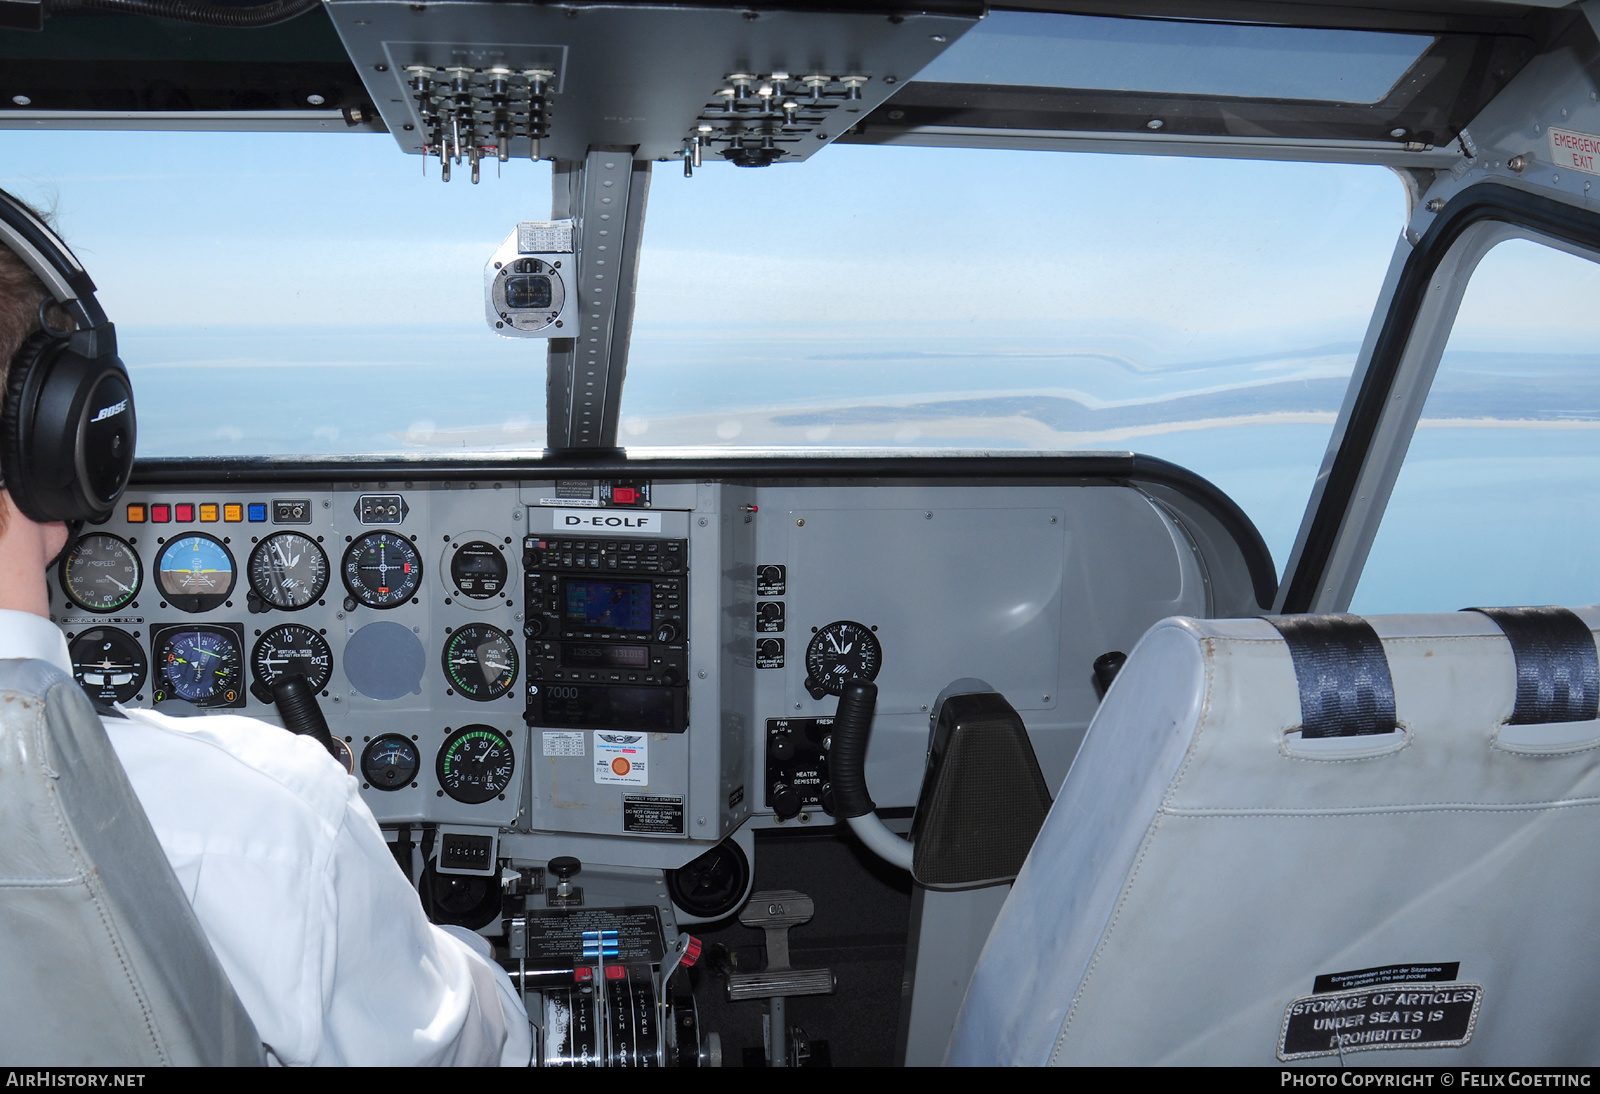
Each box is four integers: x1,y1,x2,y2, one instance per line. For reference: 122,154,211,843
3,609,532,1066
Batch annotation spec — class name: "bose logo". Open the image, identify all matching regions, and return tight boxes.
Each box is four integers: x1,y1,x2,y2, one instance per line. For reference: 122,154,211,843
91,399,128,423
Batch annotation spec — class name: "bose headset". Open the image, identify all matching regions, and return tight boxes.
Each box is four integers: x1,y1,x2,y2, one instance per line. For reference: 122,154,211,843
0,187,136,526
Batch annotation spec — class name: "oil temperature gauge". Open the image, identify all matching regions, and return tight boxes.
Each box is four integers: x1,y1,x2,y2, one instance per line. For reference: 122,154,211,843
437,724,515,804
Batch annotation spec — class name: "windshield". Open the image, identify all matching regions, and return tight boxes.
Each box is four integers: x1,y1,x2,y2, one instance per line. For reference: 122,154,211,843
2,128,1407,565
1,129,552,457
625,145,1405,564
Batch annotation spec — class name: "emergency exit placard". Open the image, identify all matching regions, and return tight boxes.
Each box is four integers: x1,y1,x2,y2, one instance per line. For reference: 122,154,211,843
1550,127,1600,176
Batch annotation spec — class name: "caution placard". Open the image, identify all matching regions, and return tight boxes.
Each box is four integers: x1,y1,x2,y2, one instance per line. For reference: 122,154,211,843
1278,983,1482,1060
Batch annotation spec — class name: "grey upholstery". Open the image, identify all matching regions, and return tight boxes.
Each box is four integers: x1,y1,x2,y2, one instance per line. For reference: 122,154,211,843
0,659,264,1065
949,608,1600,1065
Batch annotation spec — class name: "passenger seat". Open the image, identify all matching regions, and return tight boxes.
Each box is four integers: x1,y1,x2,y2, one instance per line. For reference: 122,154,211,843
948,606,1600,1065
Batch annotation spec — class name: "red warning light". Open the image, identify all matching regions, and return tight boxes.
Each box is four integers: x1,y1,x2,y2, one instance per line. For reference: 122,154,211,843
613,487,637,504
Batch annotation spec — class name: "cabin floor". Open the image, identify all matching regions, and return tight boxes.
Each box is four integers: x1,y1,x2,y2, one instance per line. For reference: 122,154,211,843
689,828,913,1067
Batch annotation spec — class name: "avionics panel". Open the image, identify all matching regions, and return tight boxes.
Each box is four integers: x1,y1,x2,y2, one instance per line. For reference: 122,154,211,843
522,535,689,733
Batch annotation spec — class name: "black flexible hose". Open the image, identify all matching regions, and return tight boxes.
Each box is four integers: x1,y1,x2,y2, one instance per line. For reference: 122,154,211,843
51,0,321,28
828,679,878,819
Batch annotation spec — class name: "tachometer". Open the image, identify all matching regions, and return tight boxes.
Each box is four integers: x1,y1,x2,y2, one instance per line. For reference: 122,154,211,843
68,627,148,704
803,620,882,700
360,734,420,791
250,623,333,701
248,532,329,610
59,534,142,613
153,625,244,707
154,533,236,614
342,532,422,609
437,724,515,804
442,623,518,701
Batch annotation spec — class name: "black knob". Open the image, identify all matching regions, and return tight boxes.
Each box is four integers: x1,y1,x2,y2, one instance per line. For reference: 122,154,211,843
662,555,681,571
770,783,801,820
769,732,796,762
661,667,682,687
548,856,581,881
819,783,837,816
655,623,679,644
1093,651,1128,698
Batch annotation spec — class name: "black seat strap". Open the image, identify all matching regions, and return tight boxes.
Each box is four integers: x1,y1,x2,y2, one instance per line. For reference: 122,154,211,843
1467,606,1599,724
1268,614,1397,738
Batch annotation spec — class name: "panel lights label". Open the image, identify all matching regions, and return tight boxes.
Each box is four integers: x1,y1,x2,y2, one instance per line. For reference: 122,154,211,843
553,508,662,534
593,731,648,784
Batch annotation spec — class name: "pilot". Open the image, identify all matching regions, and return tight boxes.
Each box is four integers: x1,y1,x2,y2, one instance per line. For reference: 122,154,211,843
0,207,533,1065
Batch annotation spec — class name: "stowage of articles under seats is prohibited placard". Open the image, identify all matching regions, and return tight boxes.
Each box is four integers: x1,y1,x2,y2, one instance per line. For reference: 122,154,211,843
1278,983,1482,1060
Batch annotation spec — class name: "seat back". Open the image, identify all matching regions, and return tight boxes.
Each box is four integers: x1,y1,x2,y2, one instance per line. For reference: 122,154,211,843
949,607,1600,1066
0,659,264,1065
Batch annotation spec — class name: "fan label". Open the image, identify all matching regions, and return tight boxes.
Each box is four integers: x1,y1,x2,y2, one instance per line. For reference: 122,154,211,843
1279,984,1482,1060
623,795,684,834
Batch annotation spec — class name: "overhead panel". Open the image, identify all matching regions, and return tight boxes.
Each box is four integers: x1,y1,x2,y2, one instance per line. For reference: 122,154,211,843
324,1,981,171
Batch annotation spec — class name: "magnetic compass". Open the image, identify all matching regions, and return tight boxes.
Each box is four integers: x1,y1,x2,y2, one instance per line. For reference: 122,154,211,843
803,620,882,700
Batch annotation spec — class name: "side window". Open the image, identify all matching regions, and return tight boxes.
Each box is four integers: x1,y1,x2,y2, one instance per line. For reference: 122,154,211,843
1351,238,1600,613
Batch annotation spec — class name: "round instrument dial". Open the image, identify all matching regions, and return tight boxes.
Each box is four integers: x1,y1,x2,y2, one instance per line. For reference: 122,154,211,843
442,623,518,701
342,532,423,609
59,534,142,613
68,627,148,704
154,626,244,706
250,624,333,696
437,724,515,804
248,532,329,610
449,540,509,600
360,734,420,791
154,533,237,614
803,620,882,698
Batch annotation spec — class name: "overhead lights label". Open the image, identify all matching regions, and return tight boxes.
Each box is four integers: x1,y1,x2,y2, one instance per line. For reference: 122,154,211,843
553,508,662,534
1550,127,1600,176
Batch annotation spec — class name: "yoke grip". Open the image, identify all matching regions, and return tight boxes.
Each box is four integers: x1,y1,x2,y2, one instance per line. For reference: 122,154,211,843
829,679,879,819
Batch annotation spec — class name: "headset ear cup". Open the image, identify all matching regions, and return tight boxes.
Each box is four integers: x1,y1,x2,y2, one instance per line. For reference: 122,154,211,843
2,331,54,518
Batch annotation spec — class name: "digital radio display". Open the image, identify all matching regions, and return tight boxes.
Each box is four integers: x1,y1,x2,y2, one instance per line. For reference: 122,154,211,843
563,579,652,632
566,644,650,668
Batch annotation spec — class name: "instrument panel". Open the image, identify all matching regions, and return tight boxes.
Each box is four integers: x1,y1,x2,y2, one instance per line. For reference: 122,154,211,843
52,471,1248,879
